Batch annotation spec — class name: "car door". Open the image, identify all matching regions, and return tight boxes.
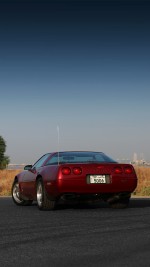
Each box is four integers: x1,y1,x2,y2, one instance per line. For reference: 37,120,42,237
20,153,51,198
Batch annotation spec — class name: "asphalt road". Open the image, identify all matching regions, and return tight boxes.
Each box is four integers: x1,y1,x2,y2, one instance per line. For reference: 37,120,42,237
0,197,150,267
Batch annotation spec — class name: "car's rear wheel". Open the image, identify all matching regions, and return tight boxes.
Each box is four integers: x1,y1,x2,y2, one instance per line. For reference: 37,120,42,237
109,197,130,209
12,180,33,206
36,180,56,210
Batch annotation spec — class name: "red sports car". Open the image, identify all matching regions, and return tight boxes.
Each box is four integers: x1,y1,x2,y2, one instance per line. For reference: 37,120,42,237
11,151,137,210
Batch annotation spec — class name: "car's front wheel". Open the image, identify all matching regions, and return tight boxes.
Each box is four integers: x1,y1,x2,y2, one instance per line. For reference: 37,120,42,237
36,180,56,210
12,180,33,206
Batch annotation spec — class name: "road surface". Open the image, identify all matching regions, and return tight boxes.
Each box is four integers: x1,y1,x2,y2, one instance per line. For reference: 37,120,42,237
0,197,150,267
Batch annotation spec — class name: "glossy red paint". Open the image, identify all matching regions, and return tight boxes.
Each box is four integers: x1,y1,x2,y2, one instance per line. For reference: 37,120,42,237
56,163,137,194
11,151,138,210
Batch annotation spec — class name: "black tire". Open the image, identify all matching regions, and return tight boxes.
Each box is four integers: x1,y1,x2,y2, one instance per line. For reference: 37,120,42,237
109,198,130,209
11,180,33,206
36,180,56,210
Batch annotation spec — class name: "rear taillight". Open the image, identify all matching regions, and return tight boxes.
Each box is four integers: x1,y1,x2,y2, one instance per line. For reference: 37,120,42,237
124,167,133,174
114,166,133,174
114,167,122,174
61,167,71,175
73,167,82,175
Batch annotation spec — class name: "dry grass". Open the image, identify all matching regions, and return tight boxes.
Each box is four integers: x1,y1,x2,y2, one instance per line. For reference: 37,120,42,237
0,167,150,196
0,169,22,196
134,166,150,196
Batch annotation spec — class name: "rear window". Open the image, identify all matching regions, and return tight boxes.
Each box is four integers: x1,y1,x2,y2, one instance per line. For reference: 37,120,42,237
45,152,117,165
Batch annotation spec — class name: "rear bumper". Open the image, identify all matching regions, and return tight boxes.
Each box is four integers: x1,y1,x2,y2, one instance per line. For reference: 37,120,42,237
56,176,137,195
44,174,137,199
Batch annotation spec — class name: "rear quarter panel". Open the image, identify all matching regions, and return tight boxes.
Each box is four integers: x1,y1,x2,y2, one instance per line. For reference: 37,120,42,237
41,165,60,196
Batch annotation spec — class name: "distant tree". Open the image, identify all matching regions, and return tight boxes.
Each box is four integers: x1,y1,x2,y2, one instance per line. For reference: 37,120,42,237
0,136,10,169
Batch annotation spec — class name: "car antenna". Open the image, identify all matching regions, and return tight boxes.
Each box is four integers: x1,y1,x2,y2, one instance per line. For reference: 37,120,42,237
57,125,60,165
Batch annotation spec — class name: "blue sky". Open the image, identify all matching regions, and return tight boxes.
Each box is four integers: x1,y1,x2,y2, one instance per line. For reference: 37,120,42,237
0,0,150,164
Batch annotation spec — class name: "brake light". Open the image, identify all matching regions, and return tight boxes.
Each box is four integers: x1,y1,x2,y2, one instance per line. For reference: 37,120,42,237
124,167,133,174
114,167,122,174
61,167,71,175
73,167,82,175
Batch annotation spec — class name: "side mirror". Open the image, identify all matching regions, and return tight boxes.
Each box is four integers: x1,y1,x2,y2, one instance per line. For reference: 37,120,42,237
24,165,32,170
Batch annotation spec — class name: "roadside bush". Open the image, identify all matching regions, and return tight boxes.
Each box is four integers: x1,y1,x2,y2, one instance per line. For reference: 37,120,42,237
0,136,10,170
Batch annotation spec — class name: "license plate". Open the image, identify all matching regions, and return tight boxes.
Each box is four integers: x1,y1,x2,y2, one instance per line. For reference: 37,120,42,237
90,175,106,184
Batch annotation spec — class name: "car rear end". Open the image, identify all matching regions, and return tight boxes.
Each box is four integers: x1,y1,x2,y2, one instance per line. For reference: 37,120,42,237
57,163,137,201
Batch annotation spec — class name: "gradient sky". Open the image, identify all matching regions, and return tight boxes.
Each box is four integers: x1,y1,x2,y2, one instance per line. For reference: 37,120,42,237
0,0,150,164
